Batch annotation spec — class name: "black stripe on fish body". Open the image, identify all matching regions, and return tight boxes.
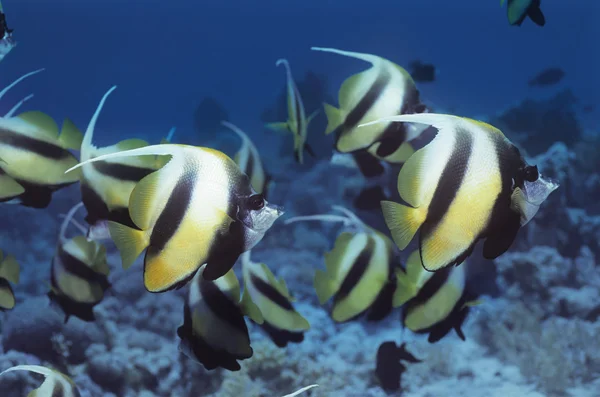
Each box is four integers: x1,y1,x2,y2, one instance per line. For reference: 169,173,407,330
80,183,140,229
250,273,294,311
263,173,272,200
405,267,452,309
149,168,196,251
365,261,396,322
202,199,246,281
91,161,156,182
177,302,246,371
57,244,111,290
375,123,408,158
342,69,392,132
352,150,385,178
259,320,304,348
200,278,251,338
419,127,473,265
424,295,471,343
7,178,73,208
332,238,375,320
48,267,97,323
482,143,525,259
0,128,72,160
0,278,15,311
51,379,66,397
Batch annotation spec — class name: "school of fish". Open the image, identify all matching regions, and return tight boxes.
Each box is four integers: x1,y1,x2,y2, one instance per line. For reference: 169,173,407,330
0,2,557,394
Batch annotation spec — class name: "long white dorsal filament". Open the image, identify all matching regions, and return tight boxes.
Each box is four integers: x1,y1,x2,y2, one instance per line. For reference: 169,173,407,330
5,93,34,117
284,205,367,231
59,202,85,244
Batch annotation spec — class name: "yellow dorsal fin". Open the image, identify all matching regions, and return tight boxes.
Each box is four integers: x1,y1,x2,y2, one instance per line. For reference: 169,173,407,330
58,118,83,150
260,262,292,300
16,111,59,138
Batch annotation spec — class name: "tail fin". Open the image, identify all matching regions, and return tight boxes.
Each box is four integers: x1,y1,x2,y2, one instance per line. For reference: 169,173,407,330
107,221,149,270
381,201,426,250
323,103,343,135
0,253,19,284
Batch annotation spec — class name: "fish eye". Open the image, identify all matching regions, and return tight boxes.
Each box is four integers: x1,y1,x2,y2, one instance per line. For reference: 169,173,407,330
524,165,539,182
248,194,265,210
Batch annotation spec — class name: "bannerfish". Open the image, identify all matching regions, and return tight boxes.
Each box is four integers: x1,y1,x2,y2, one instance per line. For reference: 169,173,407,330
409,60,437,83
310,47,428,171
240,250,310,347
0,69,83,208
222,121,272,198
177,265,262,371
0,97,83,208
65,143,284,292
528,67,565,87
48,202,111,323
0,248,19,310
502,0,545,27
78,86,172,232
375,341,422,393
0,365,81,397
360,113,558,272
285,205,396,322
266,59,318,164
397,251,480,343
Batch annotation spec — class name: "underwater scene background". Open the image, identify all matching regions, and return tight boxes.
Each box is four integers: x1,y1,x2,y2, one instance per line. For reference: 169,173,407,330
0,0,599,396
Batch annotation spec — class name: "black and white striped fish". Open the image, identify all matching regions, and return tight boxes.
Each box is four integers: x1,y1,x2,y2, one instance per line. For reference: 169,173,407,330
0,69,83,208
396,251,479,343
177,265,261,371
311,47,428,174
66,143,284,292
240,251,310,347
0,248,19,311
48,203,111,323
0,365,81,397
285,206,396,322
266,59,318,165
361,113,558,272
78,86,171,231
222,121,272,198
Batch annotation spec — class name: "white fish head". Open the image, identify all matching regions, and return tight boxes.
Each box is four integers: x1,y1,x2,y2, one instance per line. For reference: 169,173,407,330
238,194,284,249
511,167,559,226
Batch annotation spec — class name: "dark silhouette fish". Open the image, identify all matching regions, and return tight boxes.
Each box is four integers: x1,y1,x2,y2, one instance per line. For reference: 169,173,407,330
529,68,565,87
409,60,436,83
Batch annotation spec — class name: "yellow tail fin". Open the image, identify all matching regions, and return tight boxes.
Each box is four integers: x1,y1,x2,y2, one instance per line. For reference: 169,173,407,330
0,254,20,284
323,103,343,135
392,268,417,307
107,221,149,270
313,269,336,304
381,200,426,250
